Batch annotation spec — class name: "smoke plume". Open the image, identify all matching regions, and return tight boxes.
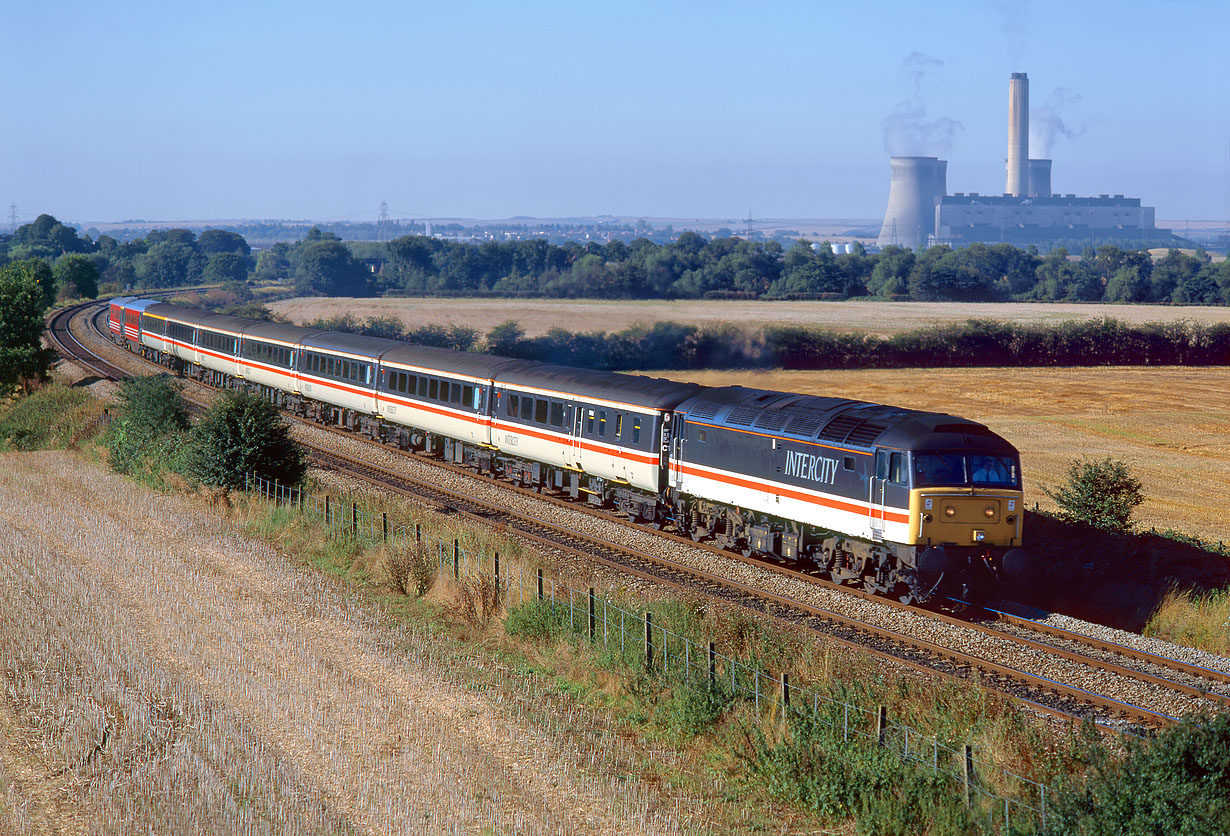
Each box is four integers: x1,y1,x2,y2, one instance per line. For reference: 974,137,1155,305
881,52,964,158
1030,87,1084,157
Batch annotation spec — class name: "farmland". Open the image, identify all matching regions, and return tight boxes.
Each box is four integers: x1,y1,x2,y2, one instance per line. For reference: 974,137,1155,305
0,452,706,835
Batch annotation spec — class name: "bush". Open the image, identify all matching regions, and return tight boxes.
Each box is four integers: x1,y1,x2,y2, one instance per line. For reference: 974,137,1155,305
1046,457,1144,533
1045,713,1230,835
189,392,305,490
106,375,190,476
386,542,434,597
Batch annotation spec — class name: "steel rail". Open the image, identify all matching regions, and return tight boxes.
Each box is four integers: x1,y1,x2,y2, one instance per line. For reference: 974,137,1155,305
60,299,1216,729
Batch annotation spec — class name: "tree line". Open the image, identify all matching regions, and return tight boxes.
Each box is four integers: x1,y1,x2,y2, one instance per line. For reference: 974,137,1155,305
4,214,1229,305
301,312,1230,372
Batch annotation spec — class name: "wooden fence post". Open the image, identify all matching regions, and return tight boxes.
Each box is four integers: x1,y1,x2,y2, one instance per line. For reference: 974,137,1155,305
382,512,388,542
453,539,460,579
781,672,791,710
325,496,332,529
877,705,887,746
644,611,654,671
961,744,974,807
494,551,500,582
536,568,543,600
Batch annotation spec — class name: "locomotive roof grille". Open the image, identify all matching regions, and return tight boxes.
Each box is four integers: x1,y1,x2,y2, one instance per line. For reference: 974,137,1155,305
817,414,863,441
784,412,825,437
686,401,723,421
726,406,760,426
752,411,790,432
844,421,890,446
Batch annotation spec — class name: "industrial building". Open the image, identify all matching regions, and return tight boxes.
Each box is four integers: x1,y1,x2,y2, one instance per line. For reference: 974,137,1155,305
877,72,1168,250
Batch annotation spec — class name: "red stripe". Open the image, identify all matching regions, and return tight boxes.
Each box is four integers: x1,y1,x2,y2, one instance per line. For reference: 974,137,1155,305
671,461,911,524
490,419,658,466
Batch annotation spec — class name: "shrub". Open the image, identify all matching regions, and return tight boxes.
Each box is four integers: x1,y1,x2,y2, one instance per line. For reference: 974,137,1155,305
189,391,305,490
1045,713,1230,835
386,542,434,597
1046,457,1144,533
106,375,190,475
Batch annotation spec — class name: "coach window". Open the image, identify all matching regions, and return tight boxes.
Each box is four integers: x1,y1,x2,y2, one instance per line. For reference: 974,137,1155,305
463,385,474,408
428,378,438,400
507,394,519,417
549,402,564,428
450,383,462,405
597,410,607,436
615,414,623,438
534,399,548,425
522,397,535,420
586,410,594,434
632,418,641,445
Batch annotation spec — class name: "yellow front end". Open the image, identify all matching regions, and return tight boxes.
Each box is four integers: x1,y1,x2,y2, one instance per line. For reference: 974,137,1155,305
908,489,1024,547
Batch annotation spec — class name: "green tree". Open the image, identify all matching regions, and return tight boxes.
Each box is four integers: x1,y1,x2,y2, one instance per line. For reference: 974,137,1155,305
0,260,56,396
189,392,305,489
1046,713,1230,836
105,374,190,475
203,252,249,284
294,239,369,296
52,254,100,300
485,320,525,357
1047,457,1144,532
197,228,251,258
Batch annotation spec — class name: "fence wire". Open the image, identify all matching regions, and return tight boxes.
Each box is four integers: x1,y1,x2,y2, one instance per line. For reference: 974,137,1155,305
247,473,1051,831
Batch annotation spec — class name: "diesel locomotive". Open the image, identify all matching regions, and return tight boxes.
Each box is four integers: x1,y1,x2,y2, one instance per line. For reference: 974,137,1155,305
108,297,1029,603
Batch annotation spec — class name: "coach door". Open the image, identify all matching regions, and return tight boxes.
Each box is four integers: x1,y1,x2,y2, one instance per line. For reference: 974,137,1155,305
568,403,583,468
869,450,888,540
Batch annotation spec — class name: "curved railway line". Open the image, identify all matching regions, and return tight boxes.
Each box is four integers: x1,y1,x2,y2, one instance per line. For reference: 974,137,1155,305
49,297,1230,735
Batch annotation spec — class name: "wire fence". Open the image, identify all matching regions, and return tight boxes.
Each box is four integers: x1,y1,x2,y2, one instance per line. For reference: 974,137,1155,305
246,472,1052,832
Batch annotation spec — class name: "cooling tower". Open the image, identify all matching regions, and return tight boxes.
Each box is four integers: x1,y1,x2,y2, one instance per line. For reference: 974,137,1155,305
1005,72,1029,197
877,156,947,250
1027,158,1052,198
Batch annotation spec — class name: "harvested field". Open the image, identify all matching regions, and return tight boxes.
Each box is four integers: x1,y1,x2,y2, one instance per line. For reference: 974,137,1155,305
0,452,702,835
267,297,1230,339
648,366,1230,544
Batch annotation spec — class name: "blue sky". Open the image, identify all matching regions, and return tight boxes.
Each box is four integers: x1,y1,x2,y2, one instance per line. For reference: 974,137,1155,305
2,0,1227,224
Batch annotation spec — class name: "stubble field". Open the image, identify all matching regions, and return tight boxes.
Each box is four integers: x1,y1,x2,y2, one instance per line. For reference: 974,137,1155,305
0,452,701,835
267,297,1230,339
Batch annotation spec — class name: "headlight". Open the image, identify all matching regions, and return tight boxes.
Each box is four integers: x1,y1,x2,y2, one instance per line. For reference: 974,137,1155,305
984,506,996,518
944,505,956,517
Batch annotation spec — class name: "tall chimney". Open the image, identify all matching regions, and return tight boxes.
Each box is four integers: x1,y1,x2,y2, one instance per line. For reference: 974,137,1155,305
1027,158,1052,198
1005,72,1029,197
877,156,946,251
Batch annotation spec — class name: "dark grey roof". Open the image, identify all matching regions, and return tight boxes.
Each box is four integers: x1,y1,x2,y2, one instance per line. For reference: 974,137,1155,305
143,303,218,326
197,312,263,335
300,331,405,358
676,385,1015,453
382,343,535,379
499,364,701,409
242,321,326,345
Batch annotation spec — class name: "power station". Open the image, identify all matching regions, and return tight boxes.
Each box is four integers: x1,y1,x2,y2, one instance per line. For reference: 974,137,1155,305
877,72,1166,250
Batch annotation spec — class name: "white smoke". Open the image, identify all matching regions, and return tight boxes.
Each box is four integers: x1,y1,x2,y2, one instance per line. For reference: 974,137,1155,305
881,53,964,158
1030,87,1085,158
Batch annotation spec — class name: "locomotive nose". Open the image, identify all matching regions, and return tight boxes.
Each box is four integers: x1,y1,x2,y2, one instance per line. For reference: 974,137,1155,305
918,546,948,577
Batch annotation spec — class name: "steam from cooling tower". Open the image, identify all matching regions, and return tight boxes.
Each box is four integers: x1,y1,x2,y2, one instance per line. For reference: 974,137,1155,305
1030,87,1084,158
881,53,964,159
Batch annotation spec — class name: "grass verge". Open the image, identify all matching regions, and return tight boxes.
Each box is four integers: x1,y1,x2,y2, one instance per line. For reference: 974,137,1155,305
0,383,108,451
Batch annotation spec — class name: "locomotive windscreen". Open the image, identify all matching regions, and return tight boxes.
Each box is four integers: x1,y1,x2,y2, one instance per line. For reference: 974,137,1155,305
912,452,1020,488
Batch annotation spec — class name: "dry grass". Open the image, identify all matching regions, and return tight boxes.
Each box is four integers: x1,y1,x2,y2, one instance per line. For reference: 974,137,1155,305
1144,587,1230,655
650,365,1230,543
0,451,706,835
268,297,1230,339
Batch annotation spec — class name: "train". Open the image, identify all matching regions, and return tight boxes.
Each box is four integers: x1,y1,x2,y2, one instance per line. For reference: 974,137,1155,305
108,296,1029,604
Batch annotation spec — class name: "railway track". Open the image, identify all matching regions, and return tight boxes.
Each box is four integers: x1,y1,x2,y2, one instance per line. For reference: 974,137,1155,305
55,298,1230,734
